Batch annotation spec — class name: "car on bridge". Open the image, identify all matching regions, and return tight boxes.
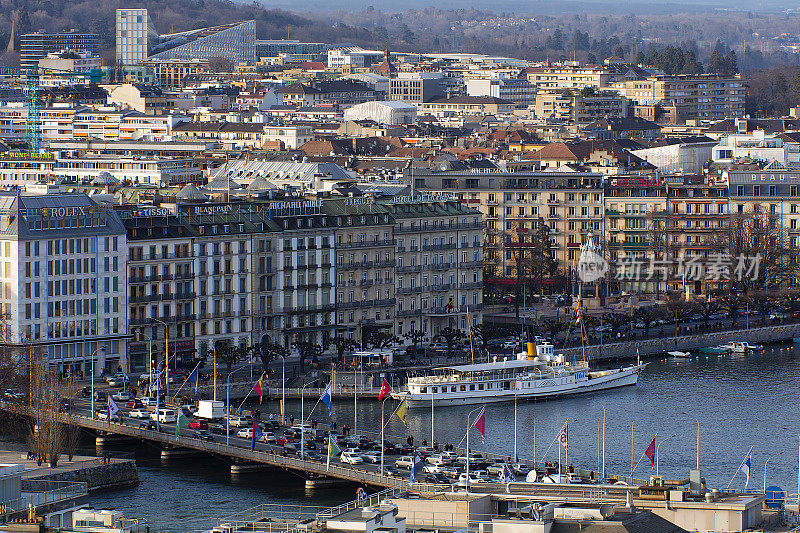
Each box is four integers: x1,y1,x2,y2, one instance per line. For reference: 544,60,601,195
340,451,364,464
112,391,132,401
237,428,254,439
395,456,415,469
128,408,149,419
188,419,208,430
361,452,380,463
97,411,119,421
192,430,214,442
151,409,177,423
229,416,252,428
106,374,129,387
260,432,276,443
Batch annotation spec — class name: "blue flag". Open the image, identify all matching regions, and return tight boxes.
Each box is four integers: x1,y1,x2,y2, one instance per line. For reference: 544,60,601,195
410,454,423,483
321,383,333,415
188,365,199,391
253,423,262,451
740,451,751,488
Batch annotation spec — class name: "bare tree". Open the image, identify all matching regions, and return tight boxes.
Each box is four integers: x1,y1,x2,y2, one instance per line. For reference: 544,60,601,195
29,360,64,467
725,208,799,292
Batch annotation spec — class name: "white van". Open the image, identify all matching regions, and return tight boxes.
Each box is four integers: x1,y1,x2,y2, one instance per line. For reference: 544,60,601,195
151,408,177,423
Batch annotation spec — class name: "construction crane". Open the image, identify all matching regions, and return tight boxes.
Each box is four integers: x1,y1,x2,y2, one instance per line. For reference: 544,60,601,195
0,66,102,152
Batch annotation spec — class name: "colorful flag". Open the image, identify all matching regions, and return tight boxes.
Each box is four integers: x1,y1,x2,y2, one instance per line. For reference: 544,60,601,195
395,399,408,427
188,365,200,392
645,437,656,469
558,423,568,451
175,413,188,437
410,454,424,483
740,450,751,488
107,396,119,417
575,309,582,325
252,418,262,451
378,379,391,401
321,383,333,415
356,487,367,503
327,435,341,470
473,407,486,443
254,376,263,404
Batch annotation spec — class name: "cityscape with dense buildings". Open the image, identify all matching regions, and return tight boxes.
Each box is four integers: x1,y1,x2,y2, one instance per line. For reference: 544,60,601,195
2,1,800,533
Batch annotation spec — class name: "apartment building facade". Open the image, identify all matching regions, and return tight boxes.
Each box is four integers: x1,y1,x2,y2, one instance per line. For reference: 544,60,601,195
614,74,746,121
408,168,604,281
120,198,482,371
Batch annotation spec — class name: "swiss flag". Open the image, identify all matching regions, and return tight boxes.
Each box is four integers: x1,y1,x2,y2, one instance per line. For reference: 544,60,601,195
378,379,391,401
645,437,656,469
473,407,486,443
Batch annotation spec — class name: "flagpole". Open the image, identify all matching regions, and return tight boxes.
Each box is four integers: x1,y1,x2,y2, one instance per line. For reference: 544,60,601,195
631,431,657,478
602,406,606,480
564,418,568,478
465,406,482,494
380,401,385,474
726,445,753,490
431,392,434,445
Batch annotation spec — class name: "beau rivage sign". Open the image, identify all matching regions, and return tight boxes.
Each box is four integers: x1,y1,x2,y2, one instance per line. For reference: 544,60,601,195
728,171,800,184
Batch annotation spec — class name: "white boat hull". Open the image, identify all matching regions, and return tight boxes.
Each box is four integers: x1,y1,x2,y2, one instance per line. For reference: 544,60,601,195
397,365,644,407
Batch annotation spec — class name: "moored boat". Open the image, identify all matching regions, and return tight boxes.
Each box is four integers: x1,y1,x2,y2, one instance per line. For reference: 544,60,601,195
393,343,645,407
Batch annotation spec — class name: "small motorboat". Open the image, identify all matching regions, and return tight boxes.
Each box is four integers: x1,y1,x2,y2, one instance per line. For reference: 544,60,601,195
699,345,729,355
744,342,763,351
721,342,747,354
668,350,692,358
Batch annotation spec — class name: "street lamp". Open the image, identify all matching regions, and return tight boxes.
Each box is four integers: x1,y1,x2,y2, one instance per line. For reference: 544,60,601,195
764,451,784,493
90,346,107,419
655,433,677,477
226,367,251,446
152,318,168,396
300,382,312,460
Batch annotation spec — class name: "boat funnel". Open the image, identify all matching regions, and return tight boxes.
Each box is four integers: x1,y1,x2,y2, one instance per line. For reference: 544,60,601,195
526,342,536,359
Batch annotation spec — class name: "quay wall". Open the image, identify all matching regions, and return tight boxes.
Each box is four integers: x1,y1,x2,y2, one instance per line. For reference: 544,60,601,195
558,323,800,361
26,460,139,492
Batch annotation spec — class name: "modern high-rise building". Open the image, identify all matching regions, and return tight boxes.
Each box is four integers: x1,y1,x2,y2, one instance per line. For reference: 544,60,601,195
115,8,157,66
20,31,99,69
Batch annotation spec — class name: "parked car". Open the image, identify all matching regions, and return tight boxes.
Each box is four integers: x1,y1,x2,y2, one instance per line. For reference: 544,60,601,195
425,473,451,484
340,452,364,464
426,454,452,465
128,408,149,419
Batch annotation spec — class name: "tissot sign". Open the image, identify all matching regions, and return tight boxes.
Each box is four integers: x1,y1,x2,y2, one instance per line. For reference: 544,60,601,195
120,207,174,218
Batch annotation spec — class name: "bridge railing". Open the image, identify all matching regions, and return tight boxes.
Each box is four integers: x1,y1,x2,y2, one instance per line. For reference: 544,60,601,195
317,486,404,524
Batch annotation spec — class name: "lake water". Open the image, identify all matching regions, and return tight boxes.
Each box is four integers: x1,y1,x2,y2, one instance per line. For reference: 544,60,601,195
88,343,800,532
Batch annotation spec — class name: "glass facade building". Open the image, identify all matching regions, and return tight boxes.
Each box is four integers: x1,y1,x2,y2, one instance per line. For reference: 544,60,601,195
115,9,158,66
149,21,256,65
20,31,99,69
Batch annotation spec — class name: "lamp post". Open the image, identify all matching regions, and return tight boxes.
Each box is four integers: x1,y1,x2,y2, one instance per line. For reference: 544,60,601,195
152,318,168,396
300,382,312,460
90,346,107,419
655,433,677,477
281,354,286,422
226,367,250,446
764,451,784,493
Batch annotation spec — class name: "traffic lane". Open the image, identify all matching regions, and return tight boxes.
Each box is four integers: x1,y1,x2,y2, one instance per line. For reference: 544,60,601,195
71,401,395,466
